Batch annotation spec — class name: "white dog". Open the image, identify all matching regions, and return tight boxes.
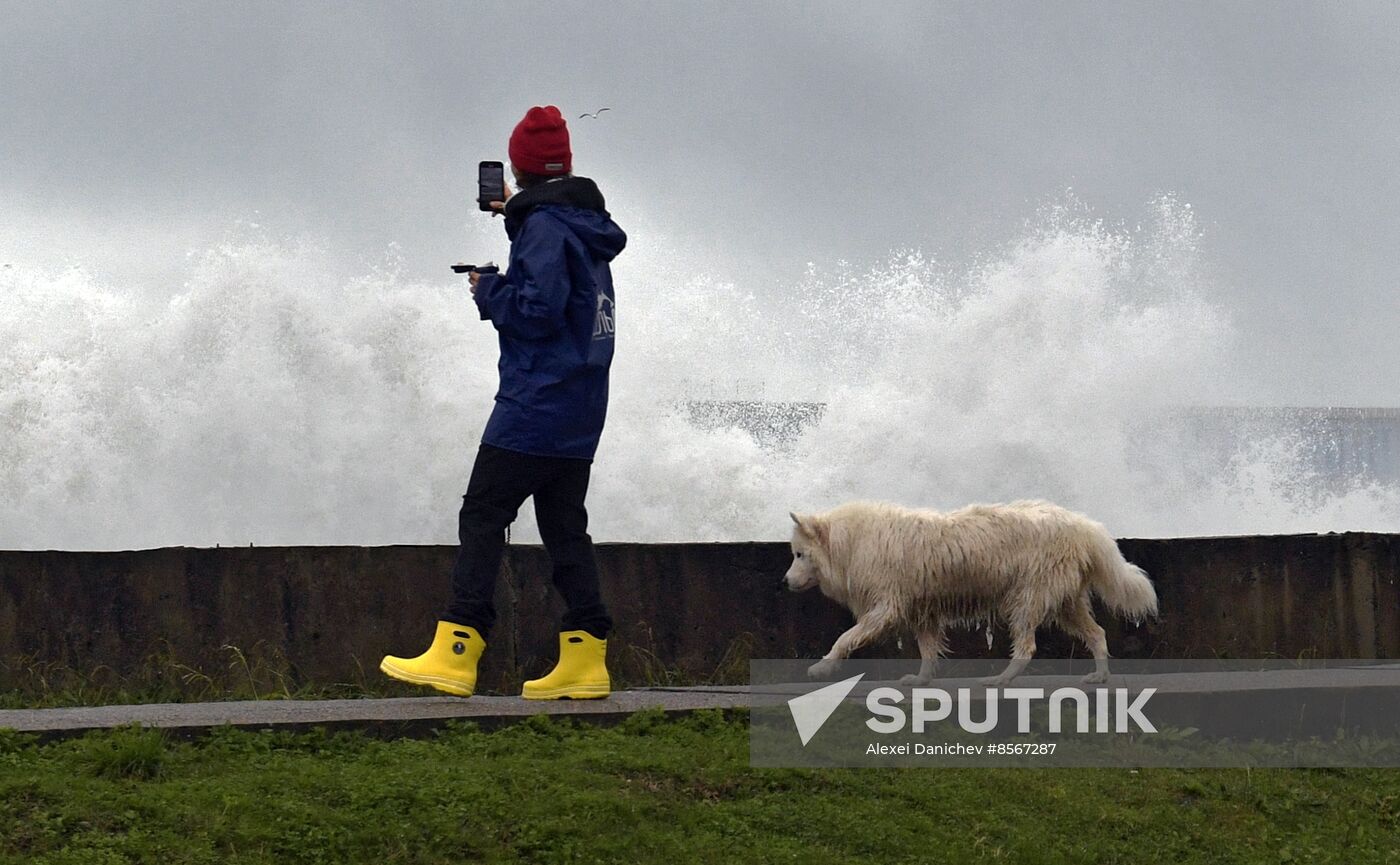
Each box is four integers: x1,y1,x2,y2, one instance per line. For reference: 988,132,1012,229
785,500,1157,685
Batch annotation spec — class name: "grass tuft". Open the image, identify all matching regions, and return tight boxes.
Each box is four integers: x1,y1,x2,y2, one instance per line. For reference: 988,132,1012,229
74,724,167,781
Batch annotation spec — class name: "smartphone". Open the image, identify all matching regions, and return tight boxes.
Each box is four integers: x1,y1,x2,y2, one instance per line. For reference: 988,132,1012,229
477,161,505,212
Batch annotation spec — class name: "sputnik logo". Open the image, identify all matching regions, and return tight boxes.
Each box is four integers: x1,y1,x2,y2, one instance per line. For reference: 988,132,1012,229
787,674,864,746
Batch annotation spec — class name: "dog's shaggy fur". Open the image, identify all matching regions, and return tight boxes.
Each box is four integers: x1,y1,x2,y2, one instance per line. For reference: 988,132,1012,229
785,500,1157,685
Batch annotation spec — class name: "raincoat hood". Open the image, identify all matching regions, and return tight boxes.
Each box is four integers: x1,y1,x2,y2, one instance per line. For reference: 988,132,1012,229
503,176,626,262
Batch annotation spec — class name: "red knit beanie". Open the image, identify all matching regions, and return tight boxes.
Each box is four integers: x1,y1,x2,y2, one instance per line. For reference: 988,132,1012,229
508,105,572,176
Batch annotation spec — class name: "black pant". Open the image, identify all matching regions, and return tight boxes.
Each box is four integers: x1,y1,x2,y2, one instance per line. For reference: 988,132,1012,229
444,443,613,640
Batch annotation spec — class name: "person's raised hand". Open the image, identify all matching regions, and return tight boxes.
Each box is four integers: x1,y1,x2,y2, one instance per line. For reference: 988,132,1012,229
489,178,513,217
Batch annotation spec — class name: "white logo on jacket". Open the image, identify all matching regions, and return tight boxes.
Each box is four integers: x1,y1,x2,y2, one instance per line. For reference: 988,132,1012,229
593,291,615,339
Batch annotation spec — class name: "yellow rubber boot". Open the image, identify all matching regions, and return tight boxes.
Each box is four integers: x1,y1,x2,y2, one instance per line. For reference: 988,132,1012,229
522,631,611,700
380,621,485,697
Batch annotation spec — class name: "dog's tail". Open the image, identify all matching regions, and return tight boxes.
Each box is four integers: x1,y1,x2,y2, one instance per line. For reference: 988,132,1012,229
1087,535,1158,620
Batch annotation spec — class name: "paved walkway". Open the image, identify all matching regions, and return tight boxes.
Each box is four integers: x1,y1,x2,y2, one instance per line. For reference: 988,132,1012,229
0,687,754,739
4,666,1398,740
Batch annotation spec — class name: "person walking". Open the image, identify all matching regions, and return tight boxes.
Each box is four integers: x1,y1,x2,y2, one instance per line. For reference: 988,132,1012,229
381,105,626,699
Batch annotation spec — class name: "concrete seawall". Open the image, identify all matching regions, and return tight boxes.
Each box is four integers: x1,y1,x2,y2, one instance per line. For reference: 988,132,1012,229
2,534,1397,694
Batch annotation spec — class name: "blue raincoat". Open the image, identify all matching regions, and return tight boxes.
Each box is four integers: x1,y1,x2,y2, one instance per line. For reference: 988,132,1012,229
472,176,627,460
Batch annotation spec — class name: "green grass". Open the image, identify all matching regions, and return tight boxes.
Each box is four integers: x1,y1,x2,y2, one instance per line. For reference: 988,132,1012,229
0,632,758,709
0,643,366,710
2,712,1398,864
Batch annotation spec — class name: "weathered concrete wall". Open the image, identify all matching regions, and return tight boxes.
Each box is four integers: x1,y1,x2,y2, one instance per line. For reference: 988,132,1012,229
1,534,1396,693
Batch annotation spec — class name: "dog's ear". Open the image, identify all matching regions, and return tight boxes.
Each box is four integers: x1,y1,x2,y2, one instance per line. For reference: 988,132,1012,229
789,511,811,537
790,512,829,546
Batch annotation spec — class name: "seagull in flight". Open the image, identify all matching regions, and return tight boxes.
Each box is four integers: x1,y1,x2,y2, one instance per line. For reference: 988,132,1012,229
578,107,612,120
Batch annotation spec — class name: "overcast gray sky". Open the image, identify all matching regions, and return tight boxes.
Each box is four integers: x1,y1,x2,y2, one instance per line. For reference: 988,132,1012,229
3,1,1398,403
